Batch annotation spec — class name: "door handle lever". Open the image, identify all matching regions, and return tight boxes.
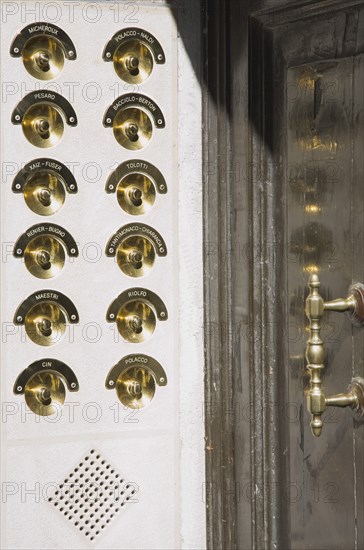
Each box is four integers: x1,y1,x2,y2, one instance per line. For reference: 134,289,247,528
305,274,364,437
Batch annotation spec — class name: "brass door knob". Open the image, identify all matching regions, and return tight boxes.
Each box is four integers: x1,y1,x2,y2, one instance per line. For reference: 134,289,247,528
305,274,364,436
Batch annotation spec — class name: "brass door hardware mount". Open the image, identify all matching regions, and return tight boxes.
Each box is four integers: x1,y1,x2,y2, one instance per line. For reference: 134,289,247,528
103,94,165,150
107,288,168,343
12,91,77,148
12,158,78,215
106,354,167,409
106,223,167,278
106,160,167,216
10,23,77,80
103,27,165,84
14,359,79,416
305,274,364,436
14,223,78,279
14,290,79,346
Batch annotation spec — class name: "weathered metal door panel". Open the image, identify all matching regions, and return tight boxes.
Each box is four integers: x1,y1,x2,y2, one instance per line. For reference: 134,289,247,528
287,54,364,549
230,1,364,548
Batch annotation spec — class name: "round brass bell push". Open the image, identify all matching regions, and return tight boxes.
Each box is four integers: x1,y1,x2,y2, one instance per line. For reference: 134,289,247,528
106,160,167,216
114,107,153,151
116,235,155,277
12,91,78,149
103,28,165,85
106,223,167,278
25,371,66,415
14,291,79,347
114,40,154,84
22,35,65,80
107,288,168,343
117,173,156,215
24,171,66,215
13,159,78,216
103,94,165,151
10,23,77,80
22,103,64,148
25,302,67,346
23,235,65,279
117,300,156,343
14,359,79,416
116,367,156,409
106,354,167,410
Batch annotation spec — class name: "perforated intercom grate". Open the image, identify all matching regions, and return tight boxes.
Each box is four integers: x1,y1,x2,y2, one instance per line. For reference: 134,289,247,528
48,449,137,542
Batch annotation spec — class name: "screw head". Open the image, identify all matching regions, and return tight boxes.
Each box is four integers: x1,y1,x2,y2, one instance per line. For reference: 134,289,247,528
157,119,163,125
68,50,75,57
71,314,76,321
69,117,75,124
157,54,163,61
71,382,76,389
110,313,115,320
69,184,75,190
109,185,114,191
17,386,22,392
16,183,21,189
160,377,165,383
17,316,23,323
14,48,19,54
70,248,76,254
160,312,166,318
16,248,22,255
106,118,112,124
109,380,114,386
106,52,112,59
15,115,21,121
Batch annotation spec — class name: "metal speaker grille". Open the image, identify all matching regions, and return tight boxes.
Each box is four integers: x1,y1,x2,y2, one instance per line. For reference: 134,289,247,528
48,448,137,542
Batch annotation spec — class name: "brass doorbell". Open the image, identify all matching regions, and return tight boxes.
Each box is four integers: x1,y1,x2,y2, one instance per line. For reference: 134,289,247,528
106,160,167,215
14,223,78,279
14,359,79,416
14,290,79,346
106,354,167,410
10,23,77,80
103,94,165,150
12,158,78,215
103,28,165,84
106,223,167,278
12,91,77,148
107,288,168,343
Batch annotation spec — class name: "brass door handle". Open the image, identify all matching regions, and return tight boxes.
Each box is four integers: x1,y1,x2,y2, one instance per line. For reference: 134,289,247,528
305,274,364,436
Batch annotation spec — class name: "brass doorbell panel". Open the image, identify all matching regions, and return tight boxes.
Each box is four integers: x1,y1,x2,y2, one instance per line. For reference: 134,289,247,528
14,223,78,279
14,290,79,346
103,28,165,84
103,94,165,150
106,223,167,278
107,288,168,343
10,23,77,80
14,359,79,416
106,160,167,216
12,158,78,216
106,354,167,410
12,91,77,148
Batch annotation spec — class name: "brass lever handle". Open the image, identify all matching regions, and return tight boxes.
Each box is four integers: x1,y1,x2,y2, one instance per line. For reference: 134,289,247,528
305,274,364,437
